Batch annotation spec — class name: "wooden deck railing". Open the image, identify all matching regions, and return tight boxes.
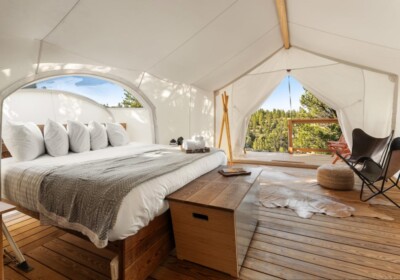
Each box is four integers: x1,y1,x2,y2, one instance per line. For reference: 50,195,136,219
288,118,339,154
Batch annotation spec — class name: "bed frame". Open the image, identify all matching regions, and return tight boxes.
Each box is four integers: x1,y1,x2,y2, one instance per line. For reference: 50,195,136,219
1,123,175,280
6,204,175,280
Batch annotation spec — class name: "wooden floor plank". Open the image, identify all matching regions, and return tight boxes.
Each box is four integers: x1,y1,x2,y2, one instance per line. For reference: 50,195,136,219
242,256,323,280
3,227,57,251
248,245,364,280
43,238,111,277
151,265,198,280
5,218,38,233
4,215,32,227
257,220,400,256
254,232,400,275
155,256,235,280
240,267,282,280
260,206,400,229
19,229,65,253
258,215,400,249
256,226,400,265
3,220,42,241
258,209,400,239
373,205,400,220
3,224,51,247
27,246,109,280
8,255,68,280
59,233,116,260
3,212,27,223
4,266,29,280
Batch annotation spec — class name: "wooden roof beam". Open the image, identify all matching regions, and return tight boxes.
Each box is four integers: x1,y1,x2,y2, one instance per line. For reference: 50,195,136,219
275,0,290,49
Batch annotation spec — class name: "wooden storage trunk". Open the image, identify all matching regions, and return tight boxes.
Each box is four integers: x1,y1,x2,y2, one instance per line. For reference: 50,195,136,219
167,167,261,277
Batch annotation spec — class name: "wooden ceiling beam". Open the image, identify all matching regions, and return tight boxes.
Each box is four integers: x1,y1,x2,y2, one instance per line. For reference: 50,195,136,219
275,0,290,49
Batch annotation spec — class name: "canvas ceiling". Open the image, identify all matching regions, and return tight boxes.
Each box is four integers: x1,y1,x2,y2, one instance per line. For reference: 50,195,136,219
1,0,400,147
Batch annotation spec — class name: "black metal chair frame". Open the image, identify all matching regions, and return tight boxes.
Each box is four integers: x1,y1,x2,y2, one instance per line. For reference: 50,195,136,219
346,137,400,208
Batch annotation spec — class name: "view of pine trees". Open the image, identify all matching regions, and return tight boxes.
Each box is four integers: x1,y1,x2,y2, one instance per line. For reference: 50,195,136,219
245,90,341,153
117,90,143,108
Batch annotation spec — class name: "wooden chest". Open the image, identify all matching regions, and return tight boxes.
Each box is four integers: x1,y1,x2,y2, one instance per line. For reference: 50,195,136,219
166,167,261,277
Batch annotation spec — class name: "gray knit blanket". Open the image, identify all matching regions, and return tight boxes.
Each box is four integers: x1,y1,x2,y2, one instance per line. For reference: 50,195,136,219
38,148,218,248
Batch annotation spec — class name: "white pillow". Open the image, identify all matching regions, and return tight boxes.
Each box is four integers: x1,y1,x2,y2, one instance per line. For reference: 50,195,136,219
44,119,69,157
67,120,90,153
2,121,45,161
106,123,129,147
88,121,108,150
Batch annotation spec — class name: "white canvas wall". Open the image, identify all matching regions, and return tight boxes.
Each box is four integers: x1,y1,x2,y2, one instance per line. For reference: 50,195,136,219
189,86,214,147
3,89,113,124
108,108,153,144
139,73,214,146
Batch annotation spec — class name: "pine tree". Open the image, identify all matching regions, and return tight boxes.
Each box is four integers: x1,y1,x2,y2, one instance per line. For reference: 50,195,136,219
246,90,341,153
121,90,143,108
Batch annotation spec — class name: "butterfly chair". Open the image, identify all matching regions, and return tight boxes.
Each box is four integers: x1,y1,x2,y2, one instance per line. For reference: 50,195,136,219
348,137,400,207
337,128,393,167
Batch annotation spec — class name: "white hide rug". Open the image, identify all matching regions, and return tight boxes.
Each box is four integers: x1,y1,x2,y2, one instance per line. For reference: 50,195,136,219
261,185,354,218
259,167,394,220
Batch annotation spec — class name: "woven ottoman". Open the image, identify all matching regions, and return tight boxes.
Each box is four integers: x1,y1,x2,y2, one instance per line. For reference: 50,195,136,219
317,164,354,190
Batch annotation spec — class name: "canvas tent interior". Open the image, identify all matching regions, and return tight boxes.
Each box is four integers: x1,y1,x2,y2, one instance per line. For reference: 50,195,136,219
1,0,400,157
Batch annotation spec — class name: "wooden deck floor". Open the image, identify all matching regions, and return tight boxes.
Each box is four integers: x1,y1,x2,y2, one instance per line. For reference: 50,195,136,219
3,203,400,280
235,151,343,168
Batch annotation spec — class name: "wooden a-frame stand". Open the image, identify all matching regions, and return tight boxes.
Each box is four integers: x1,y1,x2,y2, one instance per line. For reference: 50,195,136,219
218,92,233,163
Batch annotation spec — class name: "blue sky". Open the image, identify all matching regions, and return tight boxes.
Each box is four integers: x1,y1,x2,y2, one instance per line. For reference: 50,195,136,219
33,76,125,106
260,76,304,111
30,75,305,110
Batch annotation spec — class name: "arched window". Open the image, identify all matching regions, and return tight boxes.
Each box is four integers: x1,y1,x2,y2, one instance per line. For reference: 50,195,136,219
25,76,143,108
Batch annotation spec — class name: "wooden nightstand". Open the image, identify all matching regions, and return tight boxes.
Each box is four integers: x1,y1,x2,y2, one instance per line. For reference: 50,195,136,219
0,201,16,278
167,167,261,277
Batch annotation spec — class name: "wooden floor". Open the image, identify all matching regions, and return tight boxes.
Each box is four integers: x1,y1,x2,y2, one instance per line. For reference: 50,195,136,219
235,151,343,168
3,203,400,280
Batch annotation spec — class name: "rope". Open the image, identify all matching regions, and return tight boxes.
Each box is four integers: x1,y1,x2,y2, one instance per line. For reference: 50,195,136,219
287,69,292,118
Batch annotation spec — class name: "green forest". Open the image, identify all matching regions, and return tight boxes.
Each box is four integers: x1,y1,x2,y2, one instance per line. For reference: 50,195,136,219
245,90,341,153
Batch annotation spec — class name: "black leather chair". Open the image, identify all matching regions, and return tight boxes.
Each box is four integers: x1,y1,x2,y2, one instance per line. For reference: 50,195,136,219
337,128,393,167
347,137,400,207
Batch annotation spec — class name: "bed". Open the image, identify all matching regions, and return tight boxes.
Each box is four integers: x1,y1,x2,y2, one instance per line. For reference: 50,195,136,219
1,138,227,279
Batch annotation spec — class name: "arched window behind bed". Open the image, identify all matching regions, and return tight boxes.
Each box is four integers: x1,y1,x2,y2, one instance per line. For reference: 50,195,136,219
26,76,143,109
4,76,154,144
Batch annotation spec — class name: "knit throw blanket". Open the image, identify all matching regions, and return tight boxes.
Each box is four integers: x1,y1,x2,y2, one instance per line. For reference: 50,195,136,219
39,148,218,248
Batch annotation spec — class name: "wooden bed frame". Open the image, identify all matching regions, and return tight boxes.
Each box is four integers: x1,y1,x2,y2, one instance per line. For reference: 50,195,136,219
1,122,175,280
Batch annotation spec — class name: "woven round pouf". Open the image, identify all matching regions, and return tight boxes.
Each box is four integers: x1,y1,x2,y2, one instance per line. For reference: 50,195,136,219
317,164,354,190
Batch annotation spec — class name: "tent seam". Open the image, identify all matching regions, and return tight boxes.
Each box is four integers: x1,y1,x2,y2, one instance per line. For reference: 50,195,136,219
246,62,340,77
41,0,82,41
293,45,397,76
391,76,398,132
38,41,143,73
137,72,145,89
362,70,366,129
35,40,43,74
192,24,281,88
290,21,400,53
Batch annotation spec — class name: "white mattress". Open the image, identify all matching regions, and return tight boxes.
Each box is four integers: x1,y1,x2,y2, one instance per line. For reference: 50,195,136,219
1,142,227,241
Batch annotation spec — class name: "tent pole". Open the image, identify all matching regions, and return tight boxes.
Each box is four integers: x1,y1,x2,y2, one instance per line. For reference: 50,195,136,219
217,112,225,148
218,92,233,164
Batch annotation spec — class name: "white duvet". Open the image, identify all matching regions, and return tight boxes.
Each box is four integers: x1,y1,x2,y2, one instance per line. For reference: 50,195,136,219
1,142,227,241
